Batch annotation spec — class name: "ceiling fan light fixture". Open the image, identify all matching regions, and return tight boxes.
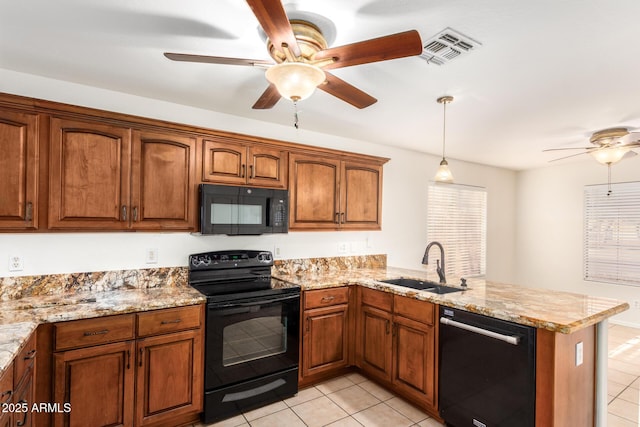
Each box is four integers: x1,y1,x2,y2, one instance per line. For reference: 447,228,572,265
434,95,455,183
265,62,326,102
590,145,630,165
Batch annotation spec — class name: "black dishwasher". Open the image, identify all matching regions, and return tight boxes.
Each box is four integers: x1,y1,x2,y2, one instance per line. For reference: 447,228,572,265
439,307,536,427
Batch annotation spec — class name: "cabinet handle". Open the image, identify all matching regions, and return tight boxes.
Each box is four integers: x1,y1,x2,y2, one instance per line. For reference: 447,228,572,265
83,329,109,336
250,164,254,179
385,319,390,335
16,399,28,426
341,212,345,224
335,213,340,224
139,348,144,367
160,319,182,325
305,317,310,332
392,323,397,337
241,164,246,178
25,202,33,222
133,206,138,222
320,296,335,303
23,349,36,360
122,205,127,221
1,389,12,400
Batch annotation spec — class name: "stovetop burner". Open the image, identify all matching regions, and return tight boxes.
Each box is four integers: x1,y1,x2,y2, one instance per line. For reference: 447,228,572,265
188,249,278,298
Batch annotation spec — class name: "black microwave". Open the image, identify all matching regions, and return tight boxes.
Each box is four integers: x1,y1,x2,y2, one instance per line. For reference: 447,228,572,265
199,184,288,235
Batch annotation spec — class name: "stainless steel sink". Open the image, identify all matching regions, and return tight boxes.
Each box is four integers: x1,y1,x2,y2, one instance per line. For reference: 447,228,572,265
380,278,465,294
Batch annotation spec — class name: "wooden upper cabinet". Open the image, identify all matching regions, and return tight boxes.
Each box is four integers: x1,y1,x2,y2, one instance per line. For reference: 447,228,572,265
49,118,196,231
289,153,341,229
202,137,288,188
131,130,196,230
289,153,383,230
0,109,39,230
341,161,383,229
48,117,131,230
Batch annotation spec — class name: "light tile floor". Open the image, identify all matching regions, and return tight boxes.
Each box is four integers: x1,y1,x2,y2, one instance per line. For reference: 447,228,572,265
195,323,640,427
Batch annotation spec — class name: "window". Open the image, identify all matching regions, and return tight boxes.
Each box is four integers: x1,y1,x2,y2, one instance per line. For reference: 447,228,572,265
427,183,487,278
584,181,640,286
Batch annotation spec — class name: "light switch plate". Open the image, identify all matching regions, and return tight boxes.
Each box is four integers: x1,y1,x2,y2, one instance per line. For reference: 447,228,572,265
576,341,584,366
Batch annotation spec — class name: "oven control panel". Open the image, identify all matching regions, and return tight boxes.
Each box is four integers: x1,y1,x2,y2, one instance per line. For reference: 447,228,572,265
189,250,273,270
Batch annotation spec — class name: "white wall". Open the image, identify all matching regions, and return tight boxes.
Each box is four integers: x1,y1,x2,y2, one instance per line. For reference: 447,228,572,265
0,69,518,284
515,159,640,327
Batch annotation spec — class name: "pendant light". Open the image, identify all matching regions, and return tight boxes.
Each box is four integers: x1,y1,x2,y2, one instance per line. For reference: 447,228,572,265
434,95,454,183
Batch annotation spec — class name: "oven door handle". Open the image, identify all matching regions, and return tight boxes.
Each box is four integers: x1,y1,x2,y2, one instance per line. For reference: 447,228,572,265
209,293,300,309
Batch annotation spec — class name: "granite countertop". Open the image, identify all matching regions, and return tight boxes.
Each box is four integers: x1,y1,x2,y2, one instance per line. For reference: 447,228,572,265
273,266,629,335
0,278,206,378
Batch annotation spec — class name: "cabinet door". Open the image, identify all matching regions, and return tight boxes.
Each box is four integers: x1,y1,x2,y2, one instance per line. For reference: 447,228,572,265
289,153,341,229
247,146,288,188
341,161,382,230
202,138,248,185
360,305,393,382
131,130,196,230
393,315,436,409
0,109,39,230
49,118,131,229
135,329,203,427
12,372,33,427
302,304,349,379
0,411,10,427
53,341,135,427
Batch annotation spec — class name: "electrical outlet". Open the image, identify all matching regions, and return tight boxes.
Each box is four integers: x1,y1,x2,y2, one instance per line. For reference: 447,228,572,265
9,255,24,272
274,246,282,258
634,300,640,310
575,341,584,367
338,242,348,254
145,248,158,264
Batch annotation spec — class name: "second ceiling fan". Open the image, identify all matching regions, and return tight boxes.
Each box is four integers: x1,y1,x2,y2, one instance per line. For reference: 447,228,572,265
164,0,423,110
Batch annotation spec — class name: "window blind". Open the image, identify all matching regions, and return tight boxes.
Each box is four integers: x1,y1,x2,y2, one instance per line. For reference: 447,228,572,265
427,183,487,278
584,181,640,286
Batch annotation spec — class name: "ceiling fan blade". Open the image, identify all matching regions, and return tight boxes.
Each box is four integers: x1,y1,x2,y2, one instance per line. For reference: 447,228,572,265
252,84,281,109
319,72,377,109
314,30,423,70
542,146,594,152
246,0,301,57
164,53,273,67
548,151,591,162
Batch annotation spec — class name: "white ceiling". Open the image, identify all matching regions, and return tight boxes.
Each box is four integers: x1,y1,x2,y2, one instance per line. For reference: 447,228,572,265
2,0,640,170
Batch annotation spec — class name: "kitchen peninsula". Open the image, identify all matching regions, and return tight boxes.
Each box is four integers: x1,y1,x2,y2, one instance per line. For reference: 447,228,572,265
273,255,629,427
0,256,629,427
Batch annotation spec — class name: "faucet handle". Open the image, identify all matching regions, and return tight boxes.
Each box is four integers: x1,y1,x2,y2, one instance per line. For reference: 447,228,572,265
460,278,467,288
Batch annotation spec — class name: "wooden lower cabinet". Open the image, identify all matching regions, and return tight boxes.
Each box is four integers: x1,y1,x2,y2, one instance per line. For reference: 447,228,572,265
300,287,352,386
357,288,438,415
135,329,202,426
53,341,135,427
51,305,204,427
359,305,393,383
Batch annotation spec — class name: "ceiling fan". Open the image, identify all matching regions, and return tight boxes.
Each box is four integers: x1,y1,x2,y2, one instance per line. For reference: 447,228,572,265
544,127,640,165
163,0,423,110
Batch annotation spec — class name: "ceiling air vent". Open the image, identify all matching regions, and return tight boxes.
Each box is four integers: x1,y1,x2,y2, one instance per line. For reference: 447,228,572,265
420,28,481,66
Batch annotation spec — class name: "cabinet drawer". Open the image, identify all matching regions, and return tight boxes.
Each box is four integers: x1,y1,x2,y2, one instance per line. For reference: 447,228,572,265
0,362,12,405
55,314,135,351
394,295,435,325
360,287,392,312
14,332,36,381
137,305,202,337
304,287,349,309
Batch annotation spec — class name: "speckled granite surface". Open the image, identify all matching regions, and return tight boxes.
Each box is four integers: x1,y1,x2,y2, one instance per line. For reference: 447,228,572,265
273,265,629,335
0,267,206,377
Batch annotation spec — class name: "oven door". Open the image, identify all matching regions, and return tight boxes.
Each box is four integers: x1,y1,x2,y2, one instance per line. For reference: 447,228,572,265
205,291,300,390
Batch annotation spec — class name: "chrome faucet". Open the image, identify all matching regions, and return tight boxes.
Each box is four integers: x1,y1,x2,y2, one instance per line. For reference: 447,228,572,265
422,241,446,284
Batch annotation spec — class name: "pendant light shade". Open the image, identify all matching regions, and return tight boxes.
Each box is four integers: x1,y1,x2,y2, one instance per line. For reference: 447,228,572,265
265,62,326,102
434,95,454,183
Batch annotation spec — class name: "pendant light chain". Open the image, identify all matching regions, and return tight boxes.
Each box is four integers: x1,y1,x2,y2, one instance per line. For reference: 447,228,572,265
293,100,299,129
